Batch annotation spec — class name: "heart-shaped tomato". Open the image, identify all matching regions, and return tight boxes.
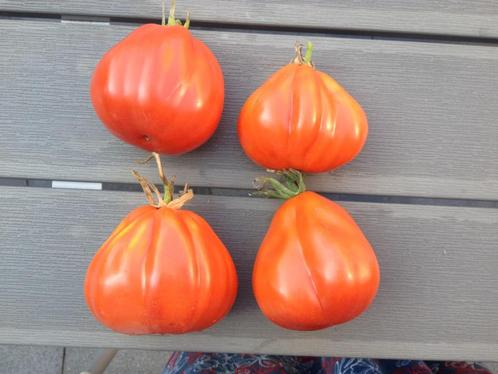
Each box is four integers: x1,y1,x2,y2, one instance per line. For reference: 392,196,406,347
85,154,237,334
253,190,380,330
238,43,367,173
85,204,238,334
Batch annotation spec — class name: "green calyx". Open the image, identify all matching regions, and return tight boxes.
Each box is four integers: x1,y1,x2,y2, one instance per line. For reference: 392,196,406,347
252,169,306,199
162,0,191,29
292,41,314,67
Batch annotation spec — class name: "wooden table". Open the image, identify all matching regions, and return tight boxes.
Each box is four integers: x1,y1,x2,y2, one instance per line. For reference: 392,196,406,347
1,0,497,361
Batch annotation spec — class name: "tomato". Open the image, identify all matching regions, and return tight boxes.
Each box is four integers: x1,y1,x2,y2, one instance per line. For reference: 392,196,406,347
238,42,367,173
84,154,237,334
252,174,379,330
90,2,224,155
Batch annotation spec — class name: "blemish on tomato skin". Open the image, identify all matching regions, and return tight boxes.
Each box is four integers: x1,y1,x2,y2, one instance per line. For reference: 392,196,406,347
143,135,151,142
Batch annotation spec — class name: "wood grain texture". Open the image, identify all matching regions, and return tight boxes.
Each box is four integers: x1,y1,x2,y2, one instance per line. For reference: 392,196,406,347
1,186,497,360
1,19,498,199
1,0,498,38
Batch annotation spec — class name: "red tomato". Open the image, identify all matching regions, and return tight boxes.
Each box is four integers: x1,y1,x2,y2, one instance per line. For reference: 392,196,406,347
85,157,237,334
253,191,379,330
90,14,224,154
238,43,367,173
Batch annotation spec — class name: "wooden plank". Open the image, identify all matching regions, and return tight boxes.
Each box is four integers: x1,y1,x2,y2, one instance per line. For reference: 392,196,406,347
1,186,497,360
2,0,498,38
1,19,498,199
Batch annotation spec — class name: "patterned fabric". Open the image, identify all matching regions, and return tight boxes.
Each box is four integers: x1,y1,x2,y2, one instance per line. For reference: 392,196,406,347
321,358,383,374
164,352,321,373
163,353,493,374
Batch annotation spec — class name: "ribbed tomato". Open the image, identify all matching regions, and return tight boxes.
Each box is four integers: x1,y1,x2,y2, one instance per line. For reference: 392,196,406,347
85,154,237,334
253,175,379,330
238,42,367,173
90,3,224,154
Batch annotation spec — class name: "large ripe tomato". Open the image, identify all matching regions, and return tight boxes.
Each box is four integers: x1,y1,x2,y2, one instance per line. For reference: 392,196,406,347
85,155,237,334
238,42,367,173
253,188,379,331
90,5,224,154
85,205,238,334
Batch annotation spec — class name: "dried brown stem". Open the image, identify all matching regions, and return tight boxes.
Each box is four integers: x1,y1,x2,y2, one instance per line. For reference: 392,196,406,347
133,153,193,209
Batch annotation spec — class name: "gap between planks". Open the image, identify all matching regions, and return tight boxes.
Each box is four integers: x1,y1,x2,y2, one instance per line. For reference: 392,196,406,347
1,10,498,46
0,177,497,209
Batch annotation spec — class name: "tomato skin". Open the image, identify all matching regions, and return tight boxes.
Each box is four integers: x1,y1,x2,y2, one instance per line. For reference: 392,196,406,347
253,191,379,331
90,24,224,154
238,64,367,173
84,205,237,334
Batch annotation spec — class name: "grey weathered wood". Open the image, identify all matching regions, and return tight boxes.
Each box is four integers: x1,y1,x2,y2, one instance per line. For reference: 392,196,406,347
0,345,64,374
1,186,497,360
1,19,498,199
2,0,498,38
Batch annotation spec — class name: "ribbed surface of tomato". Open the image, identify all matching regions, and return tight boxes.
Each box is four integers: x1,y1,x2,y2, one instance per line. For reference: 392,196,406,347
253,191,379,330
90,24,224,154
85,205,238,334
238,64,367,173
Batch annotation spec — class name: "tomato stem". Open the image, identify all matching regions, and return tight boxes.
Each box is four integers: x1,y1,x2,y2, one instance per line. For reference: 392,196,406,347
167,0,177,25
184,11,191,29
151,152,174,203
252,169,306,200
161,0,166,26
162,0,190,28
291,41,314,67
133,153,194,209
303,41,313,65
